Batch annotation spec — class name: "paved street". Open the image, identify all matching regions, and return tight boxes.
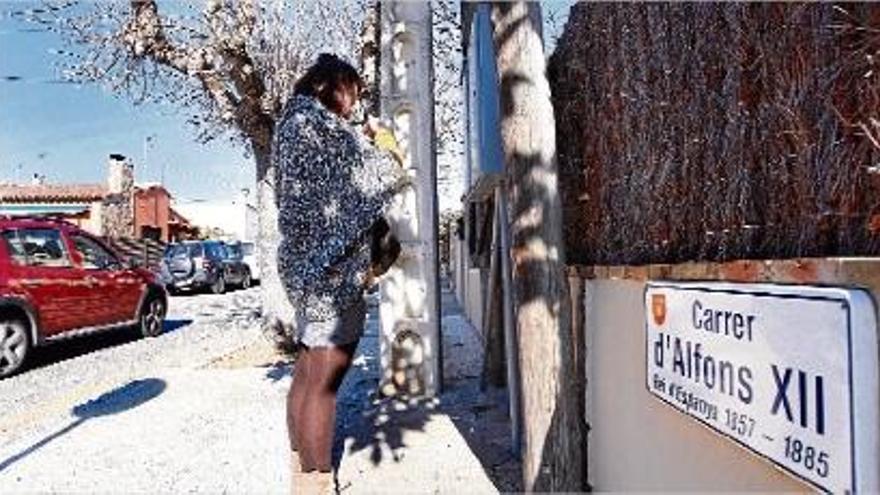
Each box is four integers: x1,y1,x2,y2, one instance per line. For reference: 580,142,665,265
0,287,516,493
0,287,283,492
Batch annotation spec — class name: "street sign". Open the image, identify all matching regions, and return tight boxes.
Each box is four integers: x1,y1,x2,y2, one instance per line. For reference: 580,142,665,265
645,282,879,493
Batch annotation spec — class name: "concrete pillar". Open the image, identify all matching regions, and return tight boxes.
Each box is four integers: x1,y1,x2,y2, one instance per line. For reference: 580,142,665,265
378,1,441,398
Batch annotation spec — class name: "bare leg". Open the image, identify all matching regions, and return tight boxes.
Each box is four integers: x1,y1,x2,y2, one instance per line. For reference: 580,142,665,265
297,343,358,472
287,348,311,466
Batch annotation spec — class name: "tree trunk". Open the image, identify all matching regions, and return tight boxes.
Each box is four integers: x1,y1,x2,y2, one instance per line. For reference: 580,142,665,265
254,145,297,347
491,2,585,491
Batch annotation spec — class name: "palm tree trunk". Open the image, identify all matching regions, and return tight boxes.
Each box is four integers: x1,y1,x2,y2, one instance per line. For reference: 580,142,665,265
491,2,585,491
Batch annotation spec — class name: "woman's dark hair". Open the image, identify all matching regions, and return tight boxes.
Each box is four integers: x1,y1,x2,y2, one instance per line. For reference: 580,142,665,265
293,54,363,114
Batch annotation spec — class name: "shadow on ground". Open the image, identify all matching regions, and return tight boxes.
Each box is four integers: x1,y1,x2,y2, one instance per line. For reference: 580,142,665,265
167,280,261,298
332,307,435,471
332,290,522,492
21,319,194,375
0,378,166,472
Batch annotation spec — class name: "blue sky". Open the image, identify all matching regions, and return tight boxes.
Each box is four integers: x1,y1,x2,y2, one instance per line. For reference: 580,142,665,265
0,2,254,202
0,0,573,205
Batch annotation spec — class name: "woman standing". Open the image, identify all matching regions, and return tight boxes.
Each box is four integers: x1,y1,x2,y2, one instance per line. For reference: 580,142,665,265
273,54,408,494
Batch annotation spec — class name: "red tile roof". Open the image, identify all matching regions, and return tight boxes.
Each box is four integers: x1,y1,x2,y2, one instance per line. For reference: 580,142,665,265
0,184,108,203
168,207,192,226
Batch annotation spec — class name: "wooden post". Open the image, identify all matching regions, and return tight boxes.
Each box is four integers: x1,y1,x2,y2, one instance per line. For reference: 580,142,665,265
568,272,589,489
491,2,585,491
482,194,506,387
498,183,523,456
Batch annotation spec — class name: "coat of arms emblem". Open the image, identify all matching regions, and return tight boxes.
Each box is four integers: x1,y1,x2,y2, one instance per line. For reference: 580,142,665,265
651,293,667,326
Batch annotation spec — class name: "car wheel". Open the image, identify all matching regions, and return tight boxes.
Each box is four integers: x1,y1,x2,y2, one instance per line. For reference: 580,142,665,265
241,270,252,290
211,275,226,295
0,317,30,378
139,295,166,338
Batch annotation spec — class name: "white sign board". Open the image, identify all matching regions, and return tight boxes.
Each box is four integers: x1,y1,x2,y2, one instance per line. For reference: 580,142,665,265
645,282,879,493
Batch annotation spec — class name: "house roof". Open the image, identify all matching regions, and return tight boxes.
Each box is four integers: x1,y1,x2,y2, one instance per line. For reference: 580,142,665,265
135,182,168,191
168,207,192,227
0,183,108,203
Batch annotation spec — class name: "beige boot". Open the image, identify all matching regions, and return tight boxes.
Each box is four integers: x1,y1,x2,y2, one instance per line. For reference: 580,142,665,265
312,472,334,495
293,471,334,495
289,451,308,494
290,451,302,475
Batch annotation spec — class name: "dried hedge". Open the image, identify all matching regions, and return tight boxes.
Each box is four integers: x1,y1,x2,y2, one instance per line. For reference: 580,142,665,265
548,3,880,266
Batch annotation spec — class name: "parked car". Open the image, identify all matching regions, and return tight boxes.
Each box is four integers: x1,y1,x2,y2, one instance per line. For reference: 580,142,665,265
162,240,251,295
0,216,168,378
227,241,260,282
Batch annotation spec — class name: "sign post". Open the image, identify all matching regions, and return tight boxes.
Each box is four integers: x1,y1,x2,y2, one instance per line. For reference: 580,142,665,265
645,282,879,493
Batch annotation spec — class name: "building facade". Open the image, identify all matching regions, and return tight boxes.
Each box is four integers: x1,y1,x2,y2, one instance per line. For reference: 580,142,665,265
0,154,193,242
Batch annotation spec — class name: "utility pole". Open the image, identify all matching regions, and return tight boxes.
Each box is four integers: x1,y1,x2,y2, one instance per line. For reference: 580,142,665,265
378,1,442,397
142,134,155,181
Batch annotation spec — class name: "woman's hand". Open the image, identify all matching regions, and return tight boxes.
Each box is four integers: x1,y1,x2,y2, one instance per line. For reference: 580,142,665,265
362,116,381,140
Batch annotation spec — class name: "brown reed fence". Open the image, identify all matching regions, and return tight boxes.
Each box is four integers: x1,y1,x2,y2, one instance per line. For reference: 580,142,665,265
105,237,166,271
548,3,880,266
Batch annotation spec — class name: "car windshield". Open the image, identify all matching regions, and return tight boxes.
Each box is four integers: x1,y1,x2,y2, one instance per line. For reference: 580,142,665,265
203,242,227,259
166,243,202,258
227,244,242,259
241,243,254,256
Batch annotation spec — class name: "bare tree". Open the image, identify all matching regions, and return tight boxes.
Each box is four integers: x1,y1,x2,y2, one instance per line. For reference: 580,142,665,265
16,0,367,336
432,0,466,215
18,0,473,337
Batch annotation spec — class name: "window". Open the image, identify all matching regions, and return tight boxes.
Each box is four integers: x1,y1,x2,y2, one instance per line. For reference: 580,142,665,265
227,244,242,259
1,230,27,265
165,243,202,258
3,229,71,268
204,242,226,259
71,234,120,270
140,225,161,241
241,243,255,256
165,244,187,258
187,243,204,257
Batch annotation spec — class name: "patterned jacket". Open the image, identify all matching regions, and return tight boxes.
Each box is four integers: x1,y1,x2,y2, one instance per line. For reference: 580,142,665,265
273,95,408,322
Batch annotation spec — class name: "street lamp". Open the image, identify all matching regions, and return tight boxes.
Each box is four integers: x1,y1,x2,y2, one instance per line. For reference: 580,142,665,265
142,134,156,181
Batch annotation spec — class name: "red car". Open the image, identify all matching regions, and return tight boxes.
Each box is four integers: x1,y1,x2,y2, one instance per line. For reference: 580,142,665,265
0,216,167,378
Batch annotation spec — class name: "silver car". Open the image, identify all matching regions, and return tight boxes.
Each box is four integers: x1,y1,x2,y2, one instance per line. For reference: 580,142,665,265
162,240,252,294
227,241,260,282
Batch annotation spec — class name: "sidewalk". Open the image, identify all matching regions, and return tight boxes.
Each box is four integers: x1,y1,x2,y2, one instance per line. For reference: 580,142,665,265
334,289,520,493
0,288,519,493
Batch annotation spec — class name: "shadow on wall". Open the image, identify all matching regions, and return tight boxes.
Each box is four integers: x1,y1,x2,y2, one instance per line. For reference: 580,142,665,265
0,378,167,473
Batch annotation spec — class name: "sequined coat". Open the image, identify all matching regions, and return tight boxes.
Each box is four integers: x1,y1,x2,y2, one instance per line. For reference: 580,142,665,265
273,95,408,335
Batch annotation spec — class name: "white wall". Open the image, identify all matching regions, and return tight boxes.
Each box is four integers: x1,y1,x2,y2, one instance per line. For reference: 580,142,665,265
585,278,813,491
174,193,256,241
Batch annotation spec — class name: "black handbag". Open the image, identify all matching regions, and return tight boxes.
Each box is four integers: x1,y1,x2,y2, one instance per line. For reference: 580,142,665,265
369,217,401,277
